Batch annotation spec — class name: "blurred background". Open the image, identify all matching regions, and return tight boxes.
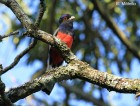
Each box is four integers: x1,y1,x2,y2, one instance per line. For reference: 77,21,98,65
0,0,140,106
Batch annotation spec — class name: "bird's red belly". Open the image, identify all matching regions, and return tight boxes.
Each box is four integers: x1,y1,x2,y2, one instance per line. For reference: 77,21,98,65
50,31,73,66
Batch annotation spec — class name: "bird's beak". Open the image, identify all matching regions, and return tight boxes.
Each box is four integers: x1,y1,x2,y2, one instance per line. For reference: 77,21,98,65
69,16,75,20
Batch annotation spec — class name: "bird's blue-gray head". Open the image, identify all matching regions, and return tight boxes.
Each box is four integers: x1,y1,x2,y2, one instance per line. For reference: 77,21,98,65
59,14,75,24
58,14,75,33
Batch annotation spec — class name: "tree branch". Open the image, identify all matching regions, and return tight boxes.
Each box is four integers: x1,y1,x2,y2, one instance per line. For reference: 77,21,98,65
4,0,33,30
0,78,13,106
0,0,7,4
91,0,140,59
0,30,19,41
0,39,37,75
5,60,140,103
34,0,46,27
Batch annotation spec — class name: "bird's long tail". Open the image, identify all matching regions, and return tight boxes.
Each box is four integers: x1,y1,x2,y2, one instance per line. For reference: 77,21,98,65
42,52,55,94
42,28,59,95
42,28,58,94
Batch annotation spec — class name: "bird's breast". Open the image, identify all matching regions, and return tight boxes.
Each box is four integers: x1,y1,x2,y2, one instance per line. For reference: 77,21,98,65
57,31,73,48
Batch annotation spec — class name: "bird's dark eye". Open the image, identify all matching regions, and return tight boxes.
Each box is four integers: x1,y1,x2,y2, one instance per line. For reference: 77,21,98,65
63,17,67,21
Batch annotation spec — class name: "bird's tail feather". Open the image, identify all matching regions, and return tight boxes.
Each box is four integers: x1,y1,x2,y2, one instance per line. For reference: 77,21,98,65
42,81,55,95
42,63,55,95
42,45,55,95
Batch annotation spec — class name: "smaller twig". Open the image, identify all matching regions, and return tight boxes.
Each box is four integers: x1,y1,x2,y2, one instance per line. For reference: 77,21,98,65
0,64,3,72
34,0,46,27
0,30,19,41
0,78,13,106
135,92,140,100
0,0,7,4
0,39,37,75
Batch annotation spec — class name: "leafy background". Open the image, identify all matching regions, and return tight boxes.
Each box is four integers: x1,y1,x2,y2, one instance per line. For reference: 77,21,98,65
0,0,140,106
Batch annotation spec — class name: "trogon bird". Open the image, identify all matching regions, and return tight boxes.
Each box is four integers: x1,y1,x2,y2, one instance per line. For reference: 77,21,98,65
42,14,75,94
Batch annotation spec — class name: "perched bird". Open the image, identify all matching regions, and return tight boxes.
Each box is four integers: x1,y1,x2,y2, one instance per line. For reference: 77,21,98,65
42,14,75,94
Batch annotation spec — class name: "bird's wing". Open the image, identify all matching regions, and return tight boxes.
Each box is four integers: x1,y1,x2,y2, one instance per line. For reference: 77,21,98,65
53,27,59,36
47,27,59,70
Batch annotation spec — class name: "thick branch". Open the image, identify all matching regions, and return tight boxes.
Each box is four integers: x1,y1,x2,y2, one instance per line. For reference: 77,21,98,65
0,0,7,4
6,61,140,103
6,66,73,102
0,78,13,106
91,0,140,59
75,60,140,94
4,0,33,30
